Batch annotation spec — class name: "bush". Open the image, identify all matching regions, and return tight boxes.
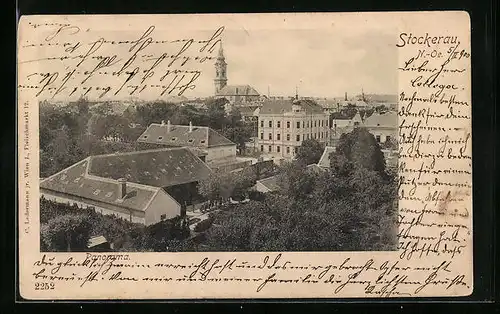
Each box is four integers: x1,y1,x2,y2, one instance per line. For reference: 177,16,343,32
194,217,214,233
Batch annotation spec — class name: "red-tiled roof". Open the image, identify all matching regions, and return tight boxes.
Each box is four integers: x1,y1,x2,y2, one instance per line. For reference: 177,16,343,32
137,124,234,148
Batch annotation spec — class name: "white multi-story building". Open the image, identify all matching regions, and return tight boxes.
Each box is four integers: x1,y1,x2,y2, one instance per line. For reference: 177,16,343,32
257,98,330,159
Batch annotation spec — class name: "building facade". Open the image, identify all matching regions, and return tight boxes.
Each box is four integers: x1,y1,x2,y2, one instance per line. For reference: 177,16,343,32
257,99,330,159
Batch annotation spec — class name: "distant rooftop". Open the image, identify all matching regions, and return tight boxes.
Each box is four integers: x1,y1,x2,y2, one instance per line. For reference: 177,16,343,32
363,111,398,128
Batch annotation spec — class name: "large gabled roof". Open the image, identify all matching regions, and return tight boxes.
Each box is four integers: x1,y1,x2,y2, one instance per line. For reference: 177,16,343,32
40,147,213,213
40,158,160,213
137,124,235,148
87,147,213,187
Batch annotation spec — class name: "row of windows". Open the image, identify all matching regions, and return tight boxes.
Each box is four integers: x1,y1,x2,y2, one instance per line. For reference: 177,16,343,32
260,132,327,141
260,119,329,129
260,145,298,154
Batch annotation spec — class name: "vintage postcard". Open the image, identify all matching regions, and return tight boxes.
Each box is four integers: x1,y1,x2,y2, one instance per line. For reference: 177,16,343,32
17,12,472,299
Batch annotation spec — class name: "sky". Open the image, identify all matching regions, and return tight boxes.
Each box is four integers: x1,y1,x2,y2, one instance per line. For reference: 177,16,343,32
198,27,398,98
19,13,399,101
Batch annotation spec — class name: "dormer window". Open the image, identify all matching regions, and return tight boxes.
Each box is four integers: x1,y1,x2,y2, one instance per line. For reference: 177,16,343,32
188,139,194,143
142,135,148,139
105,191,113,198
171,137,177,141
93,189,101,195
200,140,206,144
157,136,163,140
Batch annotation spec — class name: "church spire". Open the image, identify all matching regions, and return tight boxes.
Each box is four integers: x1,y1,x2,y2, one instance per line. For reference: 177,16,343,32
218,41,224,58
214,40,227,95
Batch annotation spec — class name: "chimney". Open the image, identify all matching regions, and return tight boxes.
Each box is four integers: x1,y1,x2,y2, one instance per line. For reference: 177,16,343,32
345,92,347,101
167,120,171,132
117,178,127,199
189,121,193,132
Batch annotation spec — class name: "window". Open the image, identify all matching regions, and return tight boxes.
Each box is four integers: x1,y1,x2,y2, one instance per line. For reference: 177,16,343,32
200,140,206,144
268,145,272,152
307,134,310,140
315,121,317,127
287,121,290,128
157,136,163,141
260,145,264,152
376,135,381,143
260,133,264,140
187,139,194,143
268,133,272,140
93,189,101,195
286,146,290,154
269,121,272,128
303,134,305,140
277,146,280,153
286,134,290,141
105,191,113,198
307,121,309,128
296,121,300,128
277,121,281,128
277,134,281,140
303,121,305,128
160,214,166,221
294,147,298,154
142,135,148,139
261,120,264,127
73,177,81,183
386,136,391,143
354,121,360,126
296,135,300,141
171,137,177,141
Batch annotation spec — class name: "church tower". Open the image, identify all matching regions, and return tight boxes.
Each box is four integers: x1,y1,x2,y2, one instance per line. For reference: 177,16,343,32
214,41,227,95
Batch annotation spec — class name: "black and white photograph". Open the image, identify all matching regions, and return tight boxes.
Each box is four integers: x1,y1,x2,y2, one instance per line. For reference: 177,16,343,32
37,24,399,253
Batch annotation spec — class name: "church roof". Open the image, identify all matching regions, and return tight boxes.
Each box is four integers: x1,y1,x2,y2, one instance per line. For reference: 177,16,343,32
217,85,260,97
137,123,235,148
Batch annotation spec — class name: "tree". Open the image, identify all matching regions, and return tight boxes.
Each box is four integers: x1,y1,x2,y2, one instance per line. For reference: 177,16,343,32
330,127,386,175
206,98,228,130
40,213,92,252
295,138,324,165
276,161,316,200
